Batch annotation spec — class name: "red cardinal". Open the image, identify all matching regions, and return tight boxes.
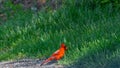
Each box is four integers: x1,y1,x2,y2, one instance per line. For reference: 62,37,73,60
40,43,67,66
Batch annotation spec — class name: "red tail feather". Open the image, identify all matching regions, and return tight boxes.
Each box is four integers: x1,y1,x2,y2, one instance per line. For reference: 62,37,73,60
40,56,55,66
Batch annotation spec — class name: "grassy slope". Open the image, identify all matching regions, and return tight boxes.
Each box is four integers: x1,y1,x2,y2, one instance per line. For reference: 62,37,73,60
0,0,120,68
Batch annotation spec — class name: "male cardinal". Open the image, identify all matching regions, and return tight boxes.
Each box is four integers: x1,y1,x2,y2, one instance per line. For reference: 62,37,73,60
40,43,67,66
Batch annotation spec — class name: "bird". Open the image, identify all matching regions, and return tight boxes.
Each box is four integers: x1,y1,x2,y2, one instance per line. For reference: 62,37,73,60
40,43,67,66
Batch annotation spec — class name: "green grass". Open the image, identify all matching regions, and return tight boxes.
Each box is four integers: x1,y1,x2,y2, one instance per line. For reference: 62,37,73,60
0,0,120,68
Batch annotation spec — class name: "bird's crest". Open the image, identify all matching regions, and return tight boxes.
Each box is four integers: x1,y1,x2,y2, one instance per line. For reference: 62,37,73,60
61,43,67,50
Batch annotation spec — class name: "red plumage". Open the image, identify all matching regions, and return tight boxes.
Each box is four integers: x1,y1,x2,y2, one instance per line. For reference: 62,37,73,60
40,43,67,66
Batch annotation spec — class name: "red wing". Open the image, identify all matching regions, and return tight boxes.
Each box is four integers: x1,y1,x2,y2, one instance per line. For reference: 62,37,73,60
52,49,60,56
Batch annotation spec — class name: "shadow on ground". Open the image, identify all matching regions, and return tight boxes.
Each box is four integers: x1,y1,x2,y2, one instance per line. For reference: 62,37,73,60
67,50,120,68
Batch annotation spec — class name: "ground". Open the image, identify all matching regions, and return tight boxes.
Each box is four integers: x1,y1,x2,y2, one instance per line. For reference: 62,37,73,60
0,59,64,68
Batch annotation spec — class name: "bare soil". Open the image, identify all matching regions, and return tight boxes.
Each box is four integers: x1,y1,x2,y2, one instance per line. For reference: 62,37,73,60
0,59,65,68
